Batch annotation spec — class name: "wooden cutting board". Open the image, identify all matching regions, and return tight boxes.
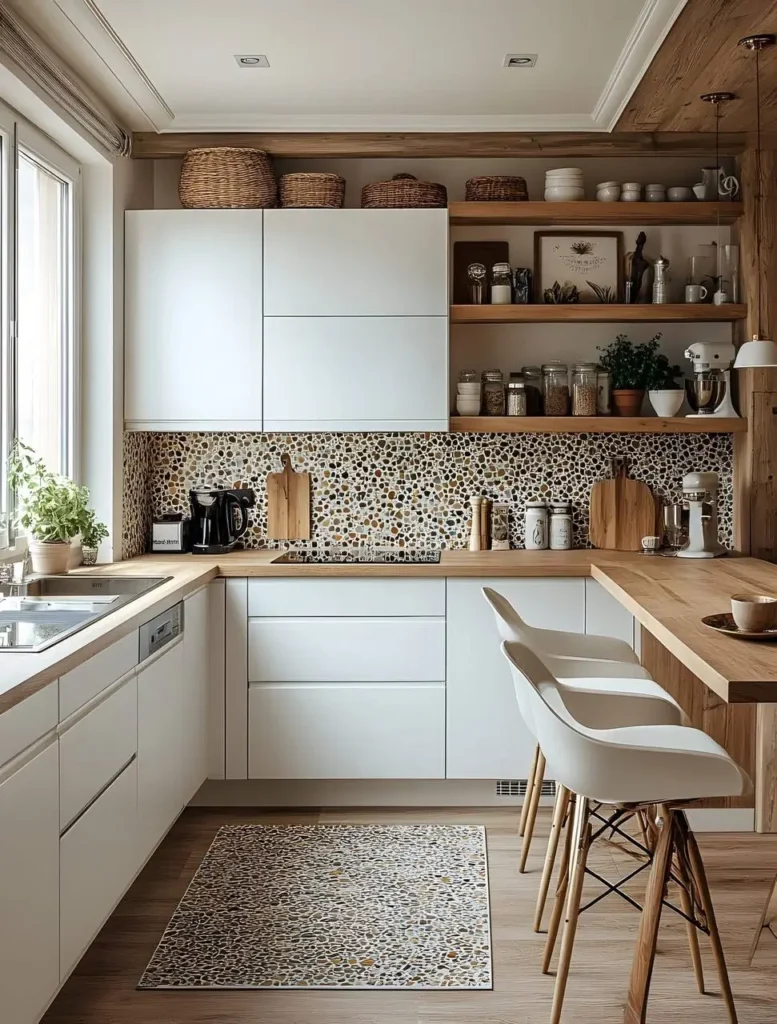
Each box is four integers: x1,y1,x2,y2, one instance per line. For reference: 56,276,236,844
266,454,311,540
589,460,656,551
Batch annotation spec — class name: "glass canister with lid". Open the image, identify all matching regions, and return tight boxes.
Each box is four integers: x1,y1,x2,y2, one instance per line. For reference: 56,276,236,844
596,367,612,415
571,362,599,416
541,362,570,416
490,262,513,304
482,369,506,416
506,376,528,416
521,365,542,415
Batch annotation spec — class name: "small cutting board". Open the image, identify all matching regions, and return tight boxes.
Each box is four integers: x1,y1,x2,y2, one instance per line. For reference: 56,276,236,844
266,454,311,540
589,459,656,551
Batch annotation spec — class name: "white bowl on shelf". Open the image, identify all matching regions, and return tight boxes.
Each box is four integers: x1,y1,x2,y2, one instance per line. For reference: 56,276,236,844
596,185,621,202
456,396,482,416
544,186,585,201
546,167,584,177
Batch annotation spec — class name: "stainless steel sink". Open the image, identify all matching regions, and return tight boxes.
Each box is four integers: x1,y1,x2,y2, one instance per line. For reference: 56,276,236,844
0,576,171,652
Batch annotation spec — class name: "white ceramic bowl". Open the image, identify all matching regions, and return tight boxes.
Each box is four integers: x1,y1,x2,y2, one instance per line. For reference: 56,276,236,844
457,382,481,395
620,191,641,202
668,186,693,201
544,186,585,201
596,181,619,189
456,397,482,416
546,167,584,176
544,177,583,188
622,182,641,189
596,186,621,202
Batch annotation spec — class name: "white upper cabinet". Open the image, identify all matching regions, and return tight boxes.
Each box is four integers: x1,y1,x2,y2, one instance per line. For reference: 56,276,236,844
264,209,448,316
125,210,263,430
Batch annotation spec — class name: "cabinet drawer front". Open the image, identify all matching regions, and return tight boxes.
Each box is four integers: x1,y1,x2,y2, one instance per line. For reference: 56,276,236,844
59,675,137,832
264,209,447,316
0,682,57,769
248,578,445,617
248,617,445,682
59,631,138,720
248,683,445,779
60,758,137,979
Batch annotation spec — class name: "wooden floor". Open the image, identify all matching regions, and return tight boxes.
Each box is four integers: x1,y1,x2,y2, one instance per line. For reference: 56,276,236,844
44,808,777,1024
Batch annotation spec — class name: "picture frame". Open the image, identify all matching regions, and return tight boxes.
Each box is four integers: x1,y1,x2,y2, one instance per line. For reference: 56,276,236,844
534,231,623,304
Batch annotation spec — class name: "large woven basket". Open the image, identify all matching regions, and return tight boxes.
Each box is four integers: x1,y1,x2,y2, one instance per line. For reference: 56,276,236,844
280,172,346,208
465,176,528,202
179,147,277,209
361,173,447,209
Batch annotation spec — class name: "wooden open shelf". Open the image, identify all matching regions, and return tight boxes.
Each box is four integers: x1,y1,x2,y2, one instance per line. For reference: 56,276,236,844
450,303,747,324
450,416,747,434
448,200,743,226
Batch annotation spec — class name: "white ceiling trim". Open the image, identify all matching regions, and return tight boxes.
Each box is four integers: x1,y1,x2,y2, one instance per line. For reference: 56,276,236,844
592,0,688,130
162,113,604,133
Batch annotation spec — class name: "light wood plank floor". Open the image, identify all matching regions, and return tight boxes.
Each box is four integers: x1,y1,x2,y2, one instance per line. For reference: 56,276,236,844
43,808,777,1024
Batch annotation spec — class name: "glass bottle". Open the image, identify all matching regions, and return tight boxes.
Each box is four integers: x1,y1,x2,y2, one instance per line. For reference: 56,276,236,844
571,363,598,416
521,365,542,416
481,369,505,416
490,263,513,304
506,378,527,416
596,368,612,415
541,362,570,416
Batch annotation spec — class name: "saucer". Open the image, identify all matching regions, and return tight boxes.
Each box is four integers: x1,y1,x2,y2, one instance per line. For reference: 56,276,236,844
701,612,777,641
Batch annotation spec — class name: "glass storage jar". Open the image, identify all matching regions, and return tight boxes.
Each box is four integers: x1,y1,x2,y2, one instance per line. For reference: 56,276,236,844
596,368,612,415
506,377,528,416
549,503,573,550
571,363,599,416
482,369,505,416
458,368,479,384
541,362,570,416
521,365,542,415
490,263,513,304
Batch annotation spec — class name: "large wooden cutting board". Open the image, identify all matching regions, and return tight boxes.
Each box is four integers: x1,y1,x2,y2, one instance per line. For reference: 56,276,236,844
266,454,311,540
589,460,656,551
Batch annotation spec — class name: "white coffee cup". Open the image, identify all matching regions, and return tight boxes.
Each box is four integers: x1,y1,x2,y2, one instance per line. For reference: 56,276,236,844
713,290,729,305
685,284,708,303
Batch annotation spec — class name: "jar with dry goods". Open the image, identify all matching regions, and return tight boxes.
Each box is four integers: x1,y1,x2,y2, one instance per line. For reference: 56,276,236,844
482,369,506,416
490,263,513,304
571,362,598,417
596,368,612,415
521,365,542,415
506,377,527,416
541,362,570,416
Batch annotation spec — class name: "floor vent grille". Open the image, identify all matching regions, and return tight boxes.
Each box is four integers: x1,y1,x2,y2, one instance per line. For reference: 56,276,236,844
496,779,557,798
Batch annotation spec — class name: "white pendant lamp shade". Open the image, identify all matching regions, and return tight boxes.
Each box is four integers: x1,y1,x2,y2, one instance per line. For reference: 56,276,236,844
734,336,777,368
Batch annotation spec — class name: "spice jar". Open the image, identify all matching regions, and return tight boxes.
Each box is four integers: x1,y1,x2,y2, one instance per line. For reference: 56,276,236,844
524,502,549,550
490,262,513,304
521,365,542,415
549,503,573,550
596,368,612,415
541,362,570,416
506,377,528,416
482,369,505,416
571,363,599,416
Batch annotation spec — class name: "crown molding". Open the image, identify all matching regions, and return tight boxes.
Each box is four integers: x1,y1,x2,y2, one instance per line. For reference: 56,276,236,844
163,113,604,133
592,0,689,130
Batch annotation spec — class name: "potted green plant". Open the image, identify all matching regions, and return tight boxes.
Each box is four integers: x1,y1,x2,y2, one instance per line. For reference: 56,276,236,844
8,440,90,574
645,351,685,418
80,508,109,565
597,333,672,416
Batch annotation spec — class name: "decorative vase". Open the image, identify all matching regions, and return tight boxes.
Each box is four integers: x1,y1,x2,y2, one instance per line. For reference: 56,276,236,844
28,539,71,575
648,389,684,418
612,389,645,416
81,546,99,566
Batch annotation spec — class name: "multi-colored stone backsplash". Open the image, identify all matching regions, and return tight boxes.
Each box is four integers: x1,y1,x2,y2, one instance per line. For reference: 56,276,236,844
122,430,733,560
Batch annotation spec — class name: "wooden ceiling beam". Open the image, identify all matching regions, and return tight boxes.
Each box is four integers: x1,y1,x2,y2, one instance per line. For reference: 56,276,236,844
131,130,745,160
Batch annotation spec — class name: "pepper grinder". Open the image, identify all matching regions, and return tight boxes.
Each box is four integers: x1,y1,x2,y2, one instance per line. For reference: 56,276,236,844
469,496,482,552
652,255,670,304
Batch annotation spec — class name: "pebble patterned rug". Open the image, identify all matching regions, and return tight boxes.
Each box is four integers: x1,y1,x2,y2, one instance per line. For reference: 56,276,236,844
138,823,492,990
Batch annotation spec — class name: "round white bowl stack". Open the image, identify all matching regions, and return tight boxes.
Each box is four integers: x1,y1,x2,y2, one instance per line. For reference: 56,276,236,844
456,381,481,416
544,167,584,202
596,181,621,202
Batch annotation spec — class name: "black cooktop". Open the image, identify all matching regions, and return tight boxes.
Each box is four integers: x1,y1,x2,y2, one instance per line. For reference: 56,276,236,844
272,550,442,565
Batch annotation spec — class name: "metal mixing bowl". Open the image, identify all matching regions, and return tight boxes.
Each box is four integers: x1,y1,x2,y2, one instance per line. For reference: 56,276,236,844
685,373,726,415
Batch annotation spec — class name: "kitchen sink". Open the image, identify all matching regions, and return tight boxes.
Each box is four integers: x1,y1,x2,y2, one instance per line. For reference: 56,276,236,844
0,576,171,652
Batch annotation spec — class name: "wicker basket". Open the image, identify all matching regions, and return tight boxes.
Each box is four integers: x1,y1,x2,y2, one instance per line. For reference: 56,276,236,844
280,172,346,208
179,147,277,209
465,176,529,202
361,173,447,209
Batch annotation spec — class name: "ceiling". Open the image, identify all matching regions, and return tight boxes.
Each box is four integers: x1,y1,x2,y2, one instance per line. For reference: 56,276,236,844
9,0,690,133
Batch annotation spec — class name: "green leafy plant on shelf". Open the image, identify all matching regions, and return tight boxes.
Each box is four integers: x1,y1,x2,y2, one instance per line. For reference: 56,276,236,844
597,333,682,416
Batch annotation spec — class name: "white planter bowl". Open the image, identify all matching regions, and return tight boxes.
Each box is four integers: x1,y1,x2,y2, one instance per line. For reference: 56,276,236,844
649,389,685,417
28,539,71,575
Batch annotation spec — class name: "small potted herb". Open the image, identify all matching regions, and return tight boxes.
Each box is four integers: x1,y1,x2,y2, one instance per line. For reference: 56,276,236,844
596,333,675,417
8,440,90,574
645,353,685,418
80,509,109,565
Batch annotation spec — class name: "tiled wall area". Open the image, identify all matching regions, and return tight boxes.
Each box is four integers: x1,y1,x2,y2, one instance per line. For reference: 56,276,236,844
122,430,733,560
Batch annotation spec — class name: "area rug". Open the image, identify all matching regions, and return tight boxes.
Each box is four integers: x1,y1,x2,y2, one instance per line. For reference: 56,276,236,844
138,823,492,990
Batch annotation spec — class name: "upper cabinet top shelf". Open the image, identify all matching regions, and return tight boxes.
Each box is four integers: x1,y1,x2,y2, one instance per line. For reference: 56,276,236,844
448,201,743,226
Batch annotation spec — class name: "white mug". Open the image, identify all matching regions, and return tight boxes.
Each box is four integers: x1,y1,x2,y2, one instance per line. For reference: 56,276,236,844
713,290,729,305
685,284,708,303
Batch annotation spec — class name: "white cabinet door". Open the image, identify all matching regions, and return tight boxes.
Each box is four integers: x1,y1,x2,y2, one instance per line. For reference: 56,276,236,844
264,316,448,431
446,578,585,780
248,683,445,779
264,209,447,316
125,210,263,430
0,741,59,1024
183,587,210,803
137,641,184,863
585,578,635,649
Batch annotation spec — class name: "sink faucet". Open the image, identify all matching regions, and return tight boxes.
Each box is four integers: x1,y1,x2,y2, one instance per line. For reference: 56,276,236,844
0,549,33,596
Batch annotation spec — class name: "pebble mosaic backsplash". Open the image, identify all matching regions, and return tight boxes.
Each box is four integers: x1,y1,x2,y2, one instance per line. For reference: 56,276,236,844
122,430,733,560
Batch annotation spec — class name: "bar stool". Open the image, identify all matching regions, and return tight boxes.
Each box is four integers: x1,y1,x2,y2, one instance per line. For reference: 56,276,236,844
483,587,685,903
502,639,751,1024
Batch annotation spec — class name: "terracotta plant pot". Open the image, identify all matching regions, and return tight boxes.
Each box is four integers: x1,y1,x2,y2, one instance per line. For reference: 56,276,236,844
28,539,71,575
612,389,645,417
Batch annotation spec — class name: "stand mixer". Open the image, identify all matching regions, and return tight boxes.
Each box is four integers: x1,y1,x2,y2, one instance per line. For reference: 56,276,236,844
676,471,727,558
684,341,739,417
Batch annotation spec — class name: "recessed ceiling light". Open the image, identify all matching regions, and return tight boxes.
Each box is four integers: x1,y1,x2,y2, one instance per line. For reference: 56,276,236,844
503,54,538,68
234,54,270,68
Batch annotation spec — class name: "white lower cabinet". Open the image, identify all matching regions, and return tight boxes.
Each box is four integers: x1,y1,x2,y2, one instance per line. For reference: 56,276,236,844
0,740,59,1024
182,588,211,802
248,683,445,779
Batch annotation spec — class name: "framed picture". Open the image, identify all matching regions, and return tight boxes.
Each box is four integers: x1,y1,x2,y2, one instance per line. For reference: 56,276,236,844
534,231,623,303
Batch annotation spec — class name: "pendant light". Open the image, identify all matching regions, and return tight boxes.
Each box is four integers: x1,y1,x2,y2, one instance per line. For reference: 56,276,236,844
734,33,777,368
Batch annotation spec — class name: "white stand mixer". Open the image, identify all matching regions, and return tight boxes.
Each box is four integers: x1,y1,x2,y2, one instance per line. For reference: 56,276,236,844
676,471,728,558
684,341,739,417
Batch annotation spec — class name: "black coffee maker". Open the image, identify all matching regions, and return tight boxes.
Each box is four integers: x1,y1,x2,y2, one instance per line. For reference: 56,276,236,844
189,488,256,554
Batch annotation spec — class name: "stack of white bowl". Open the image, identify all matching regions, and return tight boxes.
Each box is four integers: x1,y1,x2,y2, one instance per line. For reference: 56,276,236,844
456,379,481,416
544,167,584,202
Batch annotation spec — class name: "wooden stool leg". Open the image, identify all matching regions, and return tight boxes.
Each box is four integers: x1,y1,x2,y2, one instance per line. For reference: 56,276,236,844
673,833,705,994
520,744,541,837
543,793,576,974
749,872,777,965
535,784,570,932
550,797,591,1024
624,806,675,1024
519,750,546,873
681,817,738,1024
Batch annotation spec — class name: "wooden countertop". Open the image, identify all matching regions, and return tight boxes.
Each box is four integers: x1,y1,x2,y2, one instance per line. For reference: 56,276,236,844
1,549,776,717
